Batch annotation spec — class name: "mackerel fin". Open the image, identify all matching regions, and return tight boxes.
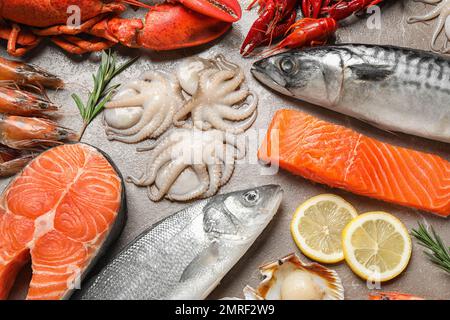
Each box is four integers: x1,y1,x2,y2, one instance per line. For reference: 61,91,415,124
349,64,394,81
180,242,219,282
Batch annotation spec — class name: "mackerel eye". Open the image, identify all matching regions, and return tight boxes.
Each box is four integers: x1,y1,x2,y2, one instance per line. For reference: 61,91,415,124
280,58,295,74
243,190,260,204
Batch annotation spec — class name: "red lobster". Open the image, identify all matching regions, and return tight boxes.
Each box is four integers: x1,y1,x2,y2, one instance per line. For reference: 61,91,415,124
242,0,384,57
0,0,242,57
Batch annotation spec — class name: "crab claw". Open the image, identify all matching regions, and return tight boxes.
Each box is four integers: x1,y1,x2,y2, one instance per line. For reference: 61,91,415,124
172,0,242,22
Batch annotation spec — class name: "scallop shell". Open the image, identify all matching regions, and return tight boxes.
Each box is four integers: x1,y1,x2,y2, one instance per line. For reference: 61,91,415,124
245,253,344,300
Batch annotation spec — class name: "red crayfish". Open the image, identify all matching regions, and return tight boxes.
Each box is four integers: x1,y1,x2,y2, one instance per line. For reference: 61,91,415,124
241,0,384,57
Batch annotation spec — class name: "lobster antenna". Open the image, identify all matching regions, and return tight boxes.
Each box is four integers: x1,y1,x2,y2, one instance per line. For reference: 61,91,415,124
121,0,154,9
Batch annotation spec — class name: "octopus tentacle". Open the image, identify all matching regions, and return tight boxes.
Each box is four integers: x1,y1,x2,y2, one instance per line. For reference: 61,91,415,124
216,93,258,121
105,81,151,109
407,0,450,53
151,105,175,138
140,71,167,83
173,99,197,126
105,70,181,143
127,147,175,186
108,112,165,143
203,163,222,198
129,128,245,202
215,144,238,186
231,110,258,133
220,89,250,105
210,70,236,90
191,106,213,130
147,160,189,201
215,54,239,71
431,13,448,51
174,56,257,134
106,101,159,136
412,0,441,5
204,112,238,133
105,94,147,109
220,161,235,186
167,165,210,201
193,120,213,131
407,1,444,23
206,110,257,134
442,36,450,53
224,134,246,160
221,69,245,94
137,130,183,153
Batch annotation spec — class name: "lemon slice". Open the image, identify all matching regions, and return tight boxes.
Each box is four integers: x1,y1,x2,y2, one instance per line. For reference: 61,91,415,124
342,212,412,282
291,194,358,264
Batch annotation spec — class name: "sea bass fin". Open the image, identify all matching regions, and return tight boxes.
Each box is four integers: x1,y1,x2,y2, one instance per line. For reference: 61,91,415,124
349,64,394,81
180,242,219,282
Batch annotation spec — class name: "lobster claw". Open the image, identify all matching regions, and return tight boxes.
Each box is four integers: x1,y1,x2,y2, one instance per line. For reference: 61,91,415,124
107,4,232,50
174,0,242,22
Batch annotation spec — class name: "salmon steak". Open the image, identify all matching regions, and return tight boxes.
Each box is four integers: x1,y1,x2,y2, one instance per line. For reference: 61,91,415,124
0,143,125,300
258,109,450,217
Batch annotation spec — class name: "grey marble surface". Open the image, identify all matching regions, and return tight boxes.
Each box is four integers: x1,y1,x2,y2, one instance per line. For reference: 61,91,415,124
1,0,449,300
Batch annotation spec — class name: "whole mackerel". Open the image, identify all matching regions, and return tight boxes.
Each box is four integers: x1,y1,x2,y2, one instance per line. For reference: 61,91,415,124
252,44,450,143
76,185,283,300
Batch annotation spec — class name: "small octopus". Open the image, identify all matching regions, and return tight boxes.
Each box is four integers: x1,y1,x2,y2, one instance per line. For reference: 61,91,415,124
174,55,258,134
127,128,245,202
103,71,183,143
407,0,450,53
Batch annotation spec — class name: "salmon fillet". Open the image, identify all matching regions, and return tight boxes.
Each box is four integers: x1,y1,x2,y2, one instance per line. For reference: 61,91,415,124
0,143,124,300
258,109,450,216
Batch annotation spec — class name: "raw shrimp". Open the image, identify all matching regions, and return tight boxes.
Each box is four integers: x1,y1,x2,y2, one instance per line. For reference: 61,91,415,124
0,115,78,150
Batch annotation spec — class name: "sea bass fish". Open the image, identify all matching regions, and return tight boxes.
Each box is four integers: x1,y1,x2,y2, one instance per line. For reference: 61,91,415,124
252,44,450,143
76,185,283,300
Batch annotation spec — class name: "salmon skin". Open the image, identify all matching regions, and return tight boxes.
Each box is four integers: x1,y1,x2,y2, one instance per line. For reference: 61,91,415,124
258,109,450,216
0,143,126,300
252,44,450,143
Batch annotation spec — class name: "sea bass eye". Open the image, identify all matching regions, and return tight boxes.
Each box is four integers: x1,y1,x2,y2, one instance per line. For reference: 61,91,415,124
243,190,260,204
280,58,295,74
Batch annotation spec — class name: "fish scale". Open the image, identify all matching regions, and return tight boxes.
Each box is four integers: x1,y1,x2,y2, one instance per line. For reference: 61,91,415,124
89,209,208,299
77,185,283,300
252,44,450,143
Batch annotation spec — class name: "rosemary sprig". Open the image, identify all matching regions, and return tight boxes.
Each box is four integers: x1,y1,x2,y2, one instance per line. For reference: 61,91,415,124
72,50,138,139
411,222,450,274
